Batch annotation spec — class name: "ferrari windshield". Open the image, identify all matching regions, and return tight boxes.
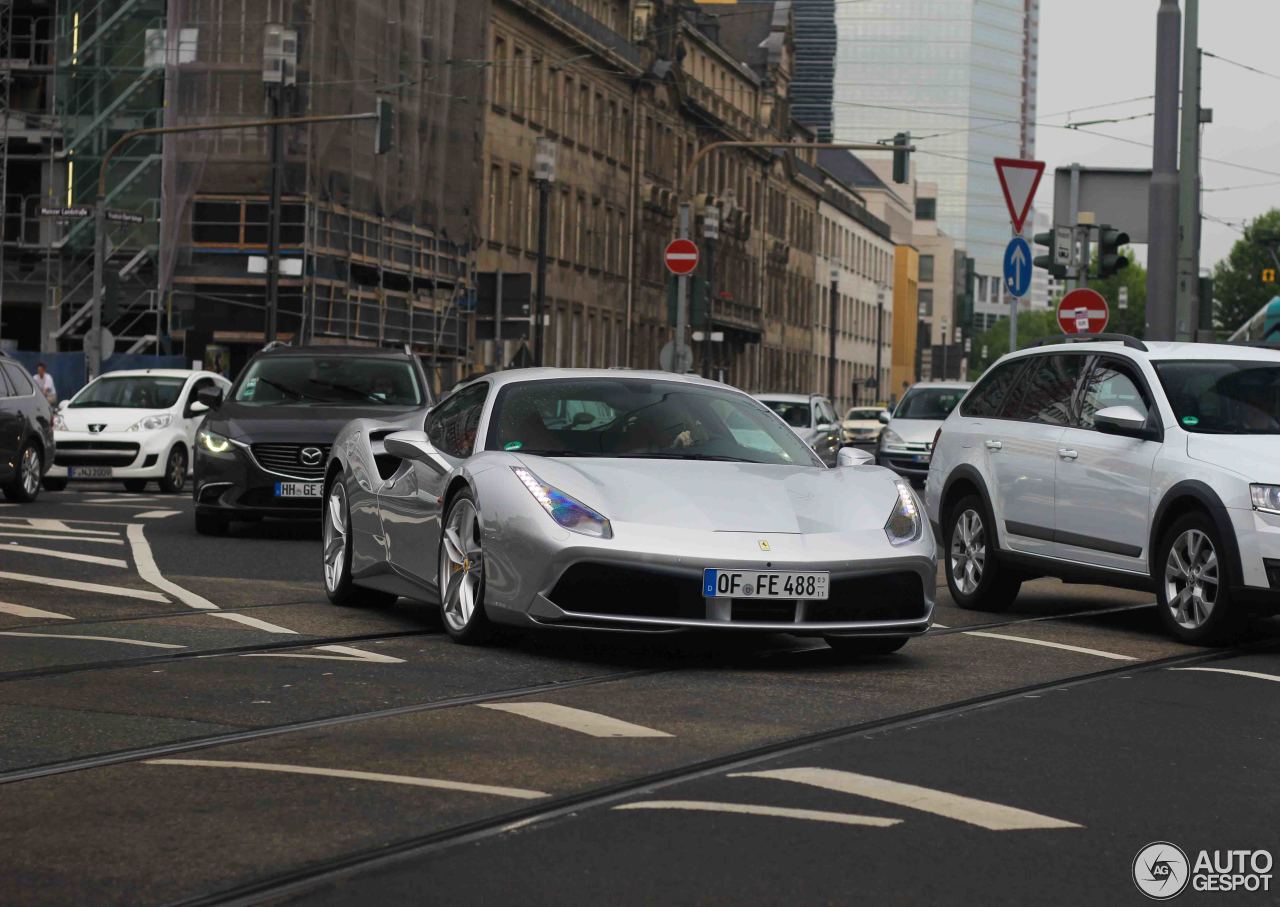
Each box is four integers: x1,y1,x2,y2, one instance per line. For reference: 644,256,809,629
894,387,966,420
70,375,185,409
233,356,422,406
488,379,824,466
1155,360,1280,434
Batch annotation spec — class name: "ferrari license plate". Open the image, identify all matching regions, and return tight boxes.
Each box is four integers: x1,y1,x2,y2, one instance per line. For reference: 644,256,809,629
68,466,112,479
274,481,322,498
703,569,829,600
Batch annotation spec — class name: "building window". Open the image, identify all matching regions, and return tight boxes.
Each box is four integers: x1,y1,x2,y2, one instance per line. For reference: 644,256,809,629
915,197,936,221
492,35,509,109
918,288,934,316
919,254,935,283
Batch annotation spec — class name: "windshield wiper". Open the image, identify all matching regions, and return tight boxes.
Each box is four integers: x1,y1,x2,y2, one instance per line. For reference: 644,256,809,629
308,379,383,402
256,377,309,401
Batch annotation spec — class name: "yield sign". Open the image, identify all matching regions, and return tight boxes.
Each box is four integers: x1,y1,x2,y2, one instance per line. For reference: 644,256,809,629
994,157,1046,233
664,238,700,275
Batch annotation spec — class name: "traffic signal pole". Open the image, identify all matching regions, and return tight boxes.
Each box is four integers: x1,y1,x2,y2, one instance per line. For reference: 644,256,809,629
1146,0,1182,342
1176,0,1202,340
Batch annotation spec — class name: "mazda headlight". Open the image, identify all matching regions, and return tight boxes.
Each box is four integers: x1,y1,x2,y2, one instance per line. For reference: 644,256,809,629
881,429,905,448
128,414,171,432
1250,484,1280,514
513,466,612,539
885,479,923,546
197,428,234,455
52,413,67,431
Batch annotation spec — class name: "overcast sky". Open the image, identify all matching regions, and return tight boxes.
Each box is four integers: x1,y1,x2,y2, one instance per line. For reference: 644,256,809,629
1036,0,1280,270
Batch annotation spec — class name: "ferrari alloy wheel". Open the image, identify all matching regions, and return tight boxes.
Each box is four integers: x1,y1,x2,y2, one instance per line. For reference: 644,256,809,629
945,494,1020,612
1155,512,1243,645
438,491,494,644
4,443,41,503
323,475,397,608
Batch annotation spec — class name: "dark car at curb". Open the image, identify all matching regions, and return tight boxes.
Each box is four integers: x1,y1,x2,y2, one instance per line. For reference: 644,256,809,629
191,345,432,535
0,351,55,503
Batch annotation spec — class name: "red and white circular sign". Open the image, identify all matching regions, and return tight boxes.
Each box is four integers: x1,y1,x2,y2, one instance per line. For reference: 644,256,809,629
664,238,700,275
1057,288,1110,334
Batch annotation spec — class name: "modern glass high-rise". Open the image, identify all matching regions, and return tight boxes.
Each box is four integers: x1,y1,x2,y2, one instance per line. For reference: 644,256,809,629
829,0,1039,318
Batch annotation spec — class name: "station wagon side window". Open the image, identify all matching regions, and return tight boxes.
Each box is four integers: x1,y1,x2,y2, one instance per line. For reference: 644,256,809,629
1078,358,1151,430
960,359,1026,418
1003,354,1088,425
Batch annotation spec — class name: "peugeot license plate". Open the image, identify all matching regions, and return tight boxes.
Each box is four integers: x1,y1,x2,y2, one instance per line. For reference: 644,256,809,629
68,466,112,479
274,481,322,498
702,569,829,600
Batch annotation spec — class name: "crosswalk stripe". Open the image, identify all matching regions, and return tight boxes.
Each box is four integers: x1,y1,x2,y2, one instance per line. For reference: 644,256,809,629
0,532,124,545
731,768,1081,830
614,800,900,827
0,601,74,620
0,631,183,649
0,543,127,568
478,702,673,738
136,510,181,519
0,571,168,602
3,520,119,536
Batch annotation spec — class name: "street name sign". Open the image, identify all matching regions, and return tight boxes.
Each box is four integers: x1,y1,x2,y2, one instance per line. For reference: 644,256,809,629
1058,288,1110,334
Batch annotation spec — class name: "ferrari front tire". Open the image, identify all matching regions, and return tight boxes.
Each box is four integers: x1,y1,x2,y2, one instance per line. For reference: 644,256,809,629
438,489,494,645
323,474,396,608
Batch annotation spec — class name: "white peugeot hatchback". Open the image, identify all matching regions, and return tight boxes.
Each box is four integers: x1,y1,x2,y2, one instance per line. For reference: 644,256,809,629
926,335,1280,645
46,369,232,494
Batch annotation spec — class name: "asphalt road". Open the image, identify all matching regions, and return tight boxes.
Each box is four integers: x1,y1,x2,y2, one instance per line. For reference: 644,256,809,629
0,484,1277,906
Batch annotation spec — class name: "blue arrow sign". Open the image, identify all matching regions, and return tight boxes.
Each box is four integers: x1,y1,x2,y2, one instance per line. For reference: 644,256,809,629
1003,236,1032,298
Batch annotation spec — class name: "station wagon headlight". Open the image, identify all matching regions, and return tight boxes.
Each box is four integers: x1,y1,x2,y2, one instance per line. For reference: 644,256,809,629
881,429,905,448
1250,484,1280,515
198,428,234,455
128,414,171,432
885,479,923,547
512,466,612,539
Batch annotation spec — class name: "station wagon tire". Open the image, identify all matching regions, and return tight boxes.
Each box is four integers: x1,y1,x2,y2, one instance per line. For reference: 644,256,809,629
194,511,229,536
323,474,397,608
824,635,908,657
945,494,1021,612
42,477,67,492
3,442,42,503
158,446,187,494
123,479,149,493
438,489,495,645
1155,512,1245,646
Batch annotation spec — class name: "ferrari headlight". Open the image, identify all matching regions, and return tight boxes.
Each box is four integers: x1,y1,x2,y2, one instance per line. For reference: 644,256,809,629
52,413,67,431
512,466,612,539
128,414,171,432
881,429,905,448
197,428,234,455
1250,484,1280,514
885,479,923,547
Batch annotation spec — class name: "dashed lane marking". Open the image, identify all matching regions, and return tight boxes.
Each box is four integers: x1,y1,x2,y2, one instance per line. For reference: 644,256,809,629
135,510,181,519
0,631,184,649
0,543,128,568
0,601,73,620
731,768,1082,831
613,800,901,827
1170,666,1280,684
0,571,168,602
239,644,405,663
209,612,299,635
0,532,124,545
0,520,119,536
143,759,549,799
960,630,1137,661
478,702,674,738
125,524,218,610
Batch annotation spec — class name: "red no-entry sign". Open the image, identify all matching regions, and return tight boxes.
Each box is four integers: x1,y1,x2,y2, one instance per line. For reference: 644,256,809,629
1057,288,1110,334
664,238,700,275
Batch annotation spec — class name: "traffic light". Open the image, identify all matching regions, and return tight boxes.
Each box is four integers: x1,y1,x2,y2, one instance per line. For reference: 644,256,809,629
892,132,910,184
1033,230,1068,279
1096,225,1129,279
374,98,393,155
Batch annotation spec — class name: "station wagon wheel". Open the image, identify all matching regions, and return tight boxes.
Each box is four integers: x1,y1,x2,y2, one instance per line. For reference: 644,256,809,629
438,490,494,644
944,494,1020,612
1156,512,1244,645
950,508,986,596
3,443,42,503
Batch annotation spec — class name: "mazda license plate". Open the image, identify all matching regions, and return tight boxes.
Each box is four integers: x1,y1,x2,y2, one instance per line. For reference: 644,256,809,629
702,569,829,600
274,481,322,498
68,466,112,479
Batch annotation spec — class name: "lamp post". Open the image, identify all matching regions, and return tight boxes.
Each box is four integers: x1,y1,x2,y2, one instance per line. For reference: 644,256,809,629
533,137,557,367
875,283,885,404
702,202,719,378
261,23,297,345
827,264,839,401
941,315,950,381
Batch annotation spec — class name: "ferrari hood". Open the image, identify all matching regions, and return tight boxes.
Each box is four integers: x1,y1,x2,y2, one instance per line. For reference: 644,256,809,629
513,456,899,534
214,402,418,443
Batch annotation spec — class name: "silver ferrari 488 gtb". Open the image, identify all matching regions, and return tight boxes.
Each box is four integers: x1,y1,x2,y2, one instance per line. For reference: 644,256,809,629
322,369,937,655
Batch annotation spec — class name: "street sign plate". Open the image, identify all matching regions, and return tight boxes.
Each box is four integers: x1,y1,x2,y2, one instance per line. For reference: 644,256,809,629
664,238,700,275
1003,237,1032,298
106,210,145,225
39,206,90,219
1057,289,1109,334
993,157,1045,232
1054,226,1073,265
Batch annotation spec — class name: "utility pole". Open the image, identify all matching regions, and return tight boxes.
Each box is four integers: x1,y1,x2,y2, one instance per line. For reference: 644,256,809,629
262,23,297,346
942,315,949,380
827,265,839,400
703,202,719,378
88,201,106,378
533,138,556,367
1176,0,1202,340
1147,0,1182,341
875,283,885,403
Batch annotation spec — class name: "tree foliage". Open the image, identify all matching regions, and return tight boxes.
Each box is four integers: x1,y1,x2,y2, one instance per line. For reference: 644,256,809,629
1212,209,1280,335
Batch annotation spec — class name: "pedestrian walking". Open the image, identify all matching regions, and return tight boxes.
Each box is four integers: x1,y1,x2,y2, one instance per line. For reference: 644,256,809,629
32,362,56,405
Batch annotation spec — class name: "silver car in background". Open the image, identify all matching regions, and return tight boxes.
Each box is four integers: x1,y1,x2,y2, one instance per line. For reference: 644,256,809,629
323,370,936,655
752,392,843,466
877,381,972,486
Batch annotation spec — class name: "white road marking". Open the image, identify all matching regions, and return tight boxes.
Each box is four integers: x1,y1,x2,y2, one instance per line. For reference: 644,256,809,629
478,702,673,738
0,543,127,568
19,519,120,535
209,612,299,634
1171,666,1280,684
731,768,1081,831
0,532,123,545
144,759,548,799
0,631,184,649
0,571,168,601
0,601,73,620
83,496,168,503
239,644,404,663
613,800,900,828
961,630,1137,661
125,523,218,610
136,510,181,519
